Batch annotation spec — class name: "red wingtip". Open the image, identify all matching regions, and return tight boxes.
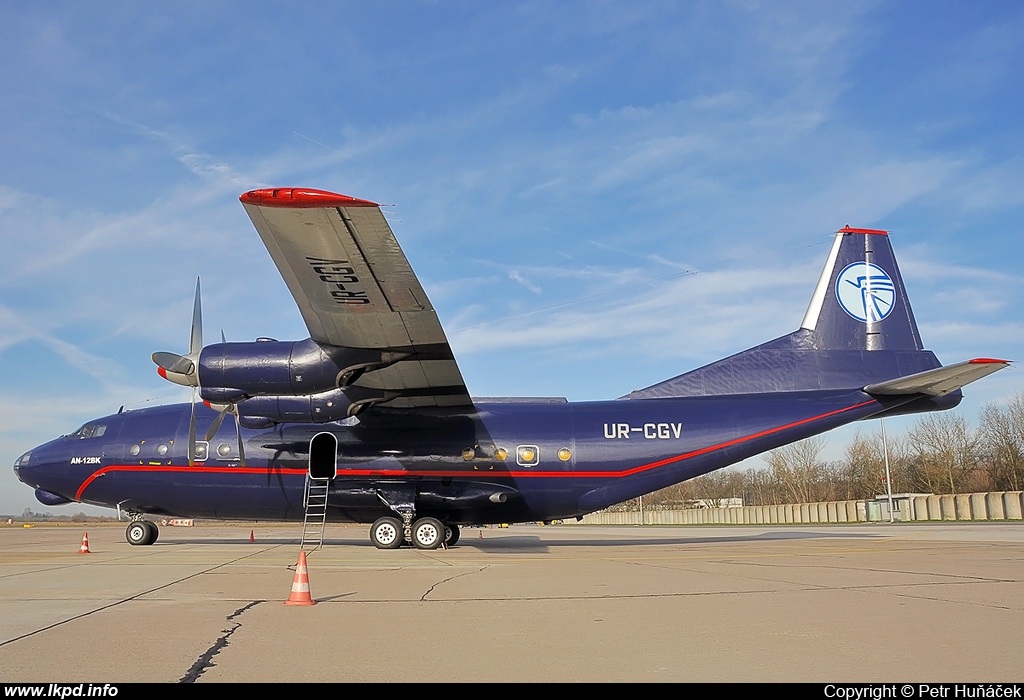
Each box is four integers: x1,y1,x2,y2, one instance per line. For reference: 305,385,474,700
838,225,889,235
157,367,167,379
969,358,1011,364
239,188,378,208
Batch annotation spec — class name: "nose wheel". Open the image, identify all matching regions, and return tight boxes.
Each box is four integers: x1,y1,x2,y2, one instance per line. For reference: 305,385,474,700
125,520,158,546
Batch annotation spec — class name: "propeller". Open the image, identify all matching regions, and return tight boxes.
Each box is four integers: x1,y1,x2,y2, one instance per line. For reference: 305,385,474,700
206,328,246,465
152,279,203,384
205,402,247,467
152,279,203,466
153,281,247,466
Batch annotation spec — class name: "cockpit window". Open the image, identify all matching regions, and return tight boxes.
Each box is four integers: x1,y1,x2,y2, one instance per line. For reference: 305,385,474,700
71,424,107,439
14,451,31,466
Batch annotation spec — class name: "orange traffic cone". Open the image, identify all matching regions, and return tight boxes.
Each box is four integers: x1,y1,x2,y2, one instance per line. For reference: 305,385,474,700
78,532,91,554
284,551,315,606
249,529,255,543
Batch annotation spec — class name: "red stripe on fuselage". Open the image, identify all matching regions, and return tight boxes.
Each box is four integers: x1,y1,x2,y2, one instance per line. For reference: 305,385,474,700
74,399,878,500
74,465,307,501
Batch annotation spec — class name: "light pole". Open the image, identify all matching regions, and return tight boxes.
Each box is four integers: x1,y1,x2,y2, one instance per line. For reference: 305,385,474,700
881,418,894,523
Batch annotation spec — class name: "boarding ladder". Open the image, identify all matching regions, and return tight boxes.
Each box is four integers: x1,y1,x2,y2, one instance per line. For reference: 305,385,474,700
300,474,330,553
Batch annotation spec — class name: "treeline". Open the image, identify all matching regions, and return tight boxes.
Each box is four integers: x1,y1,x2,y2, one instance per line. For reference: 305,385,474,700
6,508,120,522
622,393,1024,510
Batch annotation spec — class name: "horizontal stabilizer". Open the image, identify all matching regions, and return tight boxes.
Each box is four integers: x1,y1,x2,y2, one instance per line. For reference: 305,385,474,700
864,358,1010,397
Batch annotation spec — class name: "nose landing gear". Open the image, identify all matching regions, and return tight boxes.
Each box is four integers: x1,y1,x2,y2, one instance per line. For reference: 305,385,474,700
125,519,159,546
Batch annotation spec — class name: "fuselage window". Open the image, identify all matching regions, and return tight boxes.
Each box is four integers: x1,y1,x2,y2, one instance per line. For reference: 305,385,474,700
72,424,106,439
517,445,540,467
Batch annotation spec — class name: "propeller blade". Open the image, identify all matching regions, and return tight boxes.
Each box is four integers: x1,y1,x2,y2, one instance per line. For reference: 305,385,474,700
188,387,197,467
153,280,205,389
236,414,246,467
205,401,245,465
152,351,194,376
189,278,203,357
206,408,229,442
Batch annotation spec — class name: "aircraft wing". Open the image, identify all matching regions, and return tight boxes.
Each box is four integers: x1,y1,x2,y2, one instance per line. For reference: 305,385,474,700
864,358,1010,397
239,188,472,409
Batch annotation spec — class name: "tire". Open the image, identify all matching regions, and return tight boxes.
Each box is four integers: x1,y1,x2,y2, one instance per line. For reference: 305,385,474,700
412,517,444,550
444,523,460,547
370,516,404,549
126,521,154,546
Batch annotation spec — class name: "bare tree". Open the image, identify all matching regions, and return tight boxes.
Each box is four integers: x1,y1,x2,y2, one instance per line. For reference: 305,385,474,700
766,436,829,503
905,414,978,495
979,395,1024,491
842,432,883,499
841,429,913,498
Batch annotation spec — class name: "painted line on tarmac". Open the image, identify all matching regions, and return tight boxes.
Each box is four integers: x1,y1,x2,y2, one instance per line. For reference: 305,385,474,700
0,544,286,648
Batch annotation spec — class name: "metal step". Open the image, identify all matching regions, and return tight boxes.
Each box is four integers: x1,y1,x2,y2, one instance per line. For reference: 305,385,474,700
300,475,330,553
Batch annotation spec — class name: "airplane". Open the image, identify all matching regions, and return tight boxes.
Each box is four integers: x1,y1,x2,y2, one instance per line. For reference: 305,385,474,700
13,187,1010,549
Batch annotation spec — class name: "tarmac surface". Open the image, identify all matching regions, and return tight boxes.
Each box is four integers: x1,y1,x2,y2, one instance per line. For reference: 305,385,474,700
0,521,1022,683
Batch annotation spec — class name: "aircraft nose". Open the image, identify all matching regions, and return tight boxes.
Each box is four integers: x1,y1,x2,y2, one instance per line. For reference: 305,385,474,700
13,449,33,484
13,443,71,495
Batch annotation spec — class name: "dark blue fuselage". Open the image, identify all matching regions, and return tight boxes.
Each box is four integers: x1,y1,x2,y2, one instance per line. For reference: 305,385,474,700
15,389,897,524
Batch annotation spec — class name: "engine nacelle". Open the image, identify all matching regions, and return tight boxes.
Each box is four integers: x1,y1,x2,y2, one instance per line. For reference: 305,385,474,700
197,338,407,403
235,386,390,429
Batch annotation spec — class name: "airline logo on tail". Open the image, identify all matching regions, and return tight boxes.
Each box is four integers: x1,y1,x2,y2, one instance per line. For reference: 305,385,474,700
835,262,896,323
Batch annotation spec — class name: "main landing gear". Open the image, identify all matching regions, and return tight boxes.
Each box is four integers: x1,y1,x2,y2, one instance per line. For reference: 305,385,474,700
125,519,159,546
370,516,403,549
368,516,459,550
444,522,460,546
370,491,458,550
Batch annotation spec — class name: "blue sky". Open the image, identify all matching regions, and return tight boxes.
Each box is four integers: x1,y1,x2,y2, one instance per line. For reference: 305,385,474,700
2,2,1023,514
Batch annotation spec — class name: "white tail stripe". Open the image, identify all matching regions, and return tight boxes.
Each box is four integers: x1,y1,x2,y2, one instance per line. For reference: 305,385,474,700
801,232,845,331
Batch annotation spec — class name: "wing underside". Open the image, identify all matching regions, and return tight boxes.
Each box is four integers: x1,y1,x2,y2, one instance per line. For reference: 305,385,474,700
240,188,471,409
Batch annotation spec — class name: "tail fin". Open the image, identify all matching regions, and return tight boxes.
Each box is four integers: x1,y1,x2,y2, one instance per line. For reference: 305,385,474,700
627,227,949,399
800,226,923,351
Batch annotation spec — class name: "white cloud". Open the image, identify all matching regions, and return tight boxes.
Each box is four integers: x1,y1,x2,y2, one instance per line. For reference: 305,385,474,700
451,261,813,358
507,270,543,294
